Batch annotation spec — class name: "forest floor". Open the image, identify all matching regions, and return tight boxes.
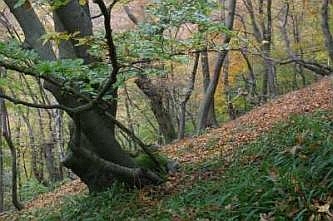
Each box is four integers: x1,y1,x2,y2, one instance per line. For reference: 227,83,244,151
1,76,333,220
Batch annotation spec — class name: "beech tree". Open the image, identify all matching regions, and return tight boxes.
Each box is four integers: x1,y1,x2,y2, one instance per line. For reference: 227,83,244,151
0,0,165,192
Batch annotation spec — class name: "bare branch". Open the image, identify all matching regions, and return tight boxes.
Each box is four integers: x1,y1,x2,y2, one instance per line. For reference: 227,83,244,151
0,92,69,110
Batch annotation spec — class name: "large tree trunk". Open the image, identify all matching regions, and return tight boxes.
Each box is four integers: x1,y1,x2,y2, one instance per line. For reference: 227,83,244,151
135,76,177,144
49,86,162,190
3,0,55,60
3,0,163,192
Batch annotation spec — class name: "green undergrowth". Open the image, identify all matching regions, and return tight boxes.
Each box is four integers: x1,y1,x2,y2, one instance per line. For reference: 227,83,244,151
20,178,71,203
15,110,333,220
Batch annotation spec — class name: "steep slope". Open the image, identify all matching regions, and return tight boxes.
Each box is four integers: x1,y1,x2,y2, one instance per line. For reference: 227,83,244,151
163,76,333,164
0,76,332,217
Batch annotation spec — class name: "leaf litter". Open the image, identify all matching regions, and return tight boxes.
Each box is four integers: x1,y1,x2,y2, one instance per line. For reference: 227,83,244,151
1,76,332,216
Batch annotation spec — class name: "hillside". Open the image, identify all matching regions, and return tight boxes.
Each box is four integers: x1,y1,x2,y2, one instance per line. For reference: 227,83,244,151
1,76,332,220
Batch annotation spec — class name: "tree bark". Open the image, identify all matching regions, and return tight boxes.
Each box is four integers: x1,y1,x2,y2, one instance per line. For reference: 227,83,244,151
322,0,333,62
243,0,276,100
196,0,236,133
291,0,305,86
0,95,23,210
53,0,93,63
44,142,59,182
3,0,164,192
21,114,43,182
123,85,136,150
262,0,276,98
124,4,177,144
0,130,3,212
178,53,199,139
3,0,56,60
19,75,61,182
240,50,257,97
135,76,177,144
201,49,218,128
14,119,23,196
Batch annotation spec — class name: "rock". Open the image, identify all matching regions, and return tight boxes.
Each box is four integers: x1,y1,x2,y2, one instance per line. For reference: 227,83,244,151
167,160,180,173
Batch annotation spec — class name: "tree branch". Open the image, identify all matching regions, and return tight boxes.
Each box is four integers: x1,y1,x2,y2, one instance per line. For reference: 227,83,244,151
93,0,120,106
0,56,160,164
0,92,69,110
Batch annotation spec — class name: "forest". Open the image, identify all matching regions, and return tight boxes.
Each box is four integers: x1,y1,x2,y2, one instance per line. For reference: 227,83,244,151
0,0,332,220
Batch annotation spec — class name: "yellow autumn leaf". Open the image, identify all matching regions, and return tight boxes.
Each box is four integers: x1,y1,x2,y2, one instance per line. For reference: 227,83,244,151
79,0,86,6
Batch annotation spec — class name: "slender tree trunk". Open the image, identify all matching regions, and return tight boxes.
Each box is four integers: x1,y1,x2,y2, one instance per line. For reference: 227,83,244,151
44,142,59,182
244,0,276,100
15,115,29,181
322,0,333,61
222,55,237,120
43,111,63,183
280,1,307,88
0,87,3,212
7,86,46,183
14,117,22,199
178,53,199,139
240,50,257,97
54,109,65,179
123,85,135,150
0,95,23,210
0,133,3,212
201,49,218,127
196,0,236,133
280,2,297,90
262,0,276,98
125,90,159,136
21,114,43,182
34,78,62,182
21,75,61,182
291,1,305,86
220,0,236,120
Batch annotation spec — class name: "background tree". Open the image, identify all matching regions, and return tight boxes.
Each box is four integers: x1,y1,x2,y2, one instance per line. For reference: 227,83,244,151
322,0,333,61
196,0,237,132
